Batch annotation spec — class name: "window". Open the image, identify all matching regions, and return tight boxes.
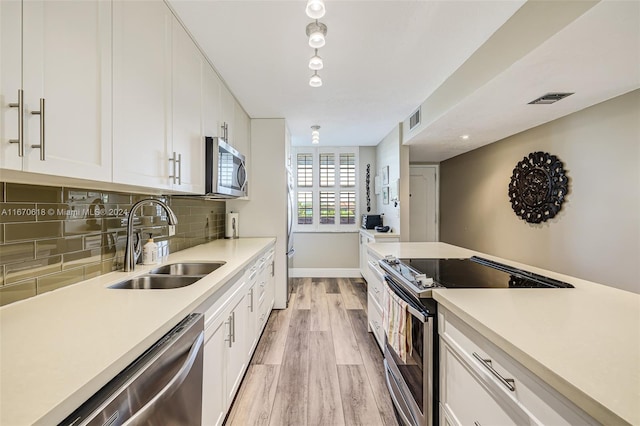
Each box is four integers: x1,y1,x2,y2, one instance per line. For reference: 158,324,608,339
293,147,359,231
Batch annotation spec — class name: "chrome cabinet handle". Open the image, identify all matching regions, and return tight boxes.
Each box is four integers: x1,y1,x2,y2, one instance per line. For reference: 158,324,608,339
474,422,481,426
249,288,254,312
225,316,232,348
231,311,236,343
30,98,45,160
124,332,204,425
270,260,275,277
8,89,24,156
176,153,182,185
169,152,181,184
473,352,516,391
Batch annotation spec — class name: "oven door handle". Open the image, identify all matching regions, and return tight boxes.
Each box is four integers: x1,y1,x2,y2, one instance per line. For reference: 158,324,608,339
384,277,429,323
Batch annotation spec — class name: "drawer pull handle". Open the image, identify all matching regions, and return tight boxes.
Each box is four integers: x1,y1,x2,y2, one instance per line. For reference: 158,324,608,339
473,352,515,392
474,422,481,426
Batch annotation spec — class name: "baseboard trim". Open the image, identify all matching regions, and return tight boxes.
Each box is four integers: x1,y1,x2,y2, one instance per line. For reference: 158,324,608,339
290,268,362,278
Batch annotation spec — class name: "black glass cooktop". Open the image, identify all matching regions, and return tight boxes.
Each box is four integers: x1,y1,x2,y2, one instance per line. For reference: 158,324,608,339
393,256,574,289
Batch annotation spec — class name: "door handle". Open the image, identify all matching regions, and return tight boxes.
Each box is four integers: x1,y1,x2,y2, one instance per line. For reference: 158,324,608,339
472,352,516,391
225,315,233,348
30,98,45,161
123,332,204,425
8,89,24,157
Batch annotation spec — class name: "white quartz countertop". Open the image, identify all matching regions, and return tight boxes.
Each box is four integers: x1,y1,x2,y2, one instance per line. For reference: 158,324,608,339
360,228,400,239
0,238,275,426
368,242,640,425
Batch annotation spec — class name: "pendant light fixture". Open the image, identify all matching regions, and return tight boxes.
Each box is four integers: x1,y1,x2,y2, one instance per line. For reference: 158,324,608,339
306,21,327,49
308,49,323,70
305,0,326,19
304,4,327,87
309,72,322,87
311,125,320,144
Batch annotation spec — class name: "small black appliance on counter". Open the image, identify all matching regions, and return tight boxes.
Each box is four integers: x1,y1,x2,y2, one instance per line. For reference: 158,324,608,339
361,214,382,229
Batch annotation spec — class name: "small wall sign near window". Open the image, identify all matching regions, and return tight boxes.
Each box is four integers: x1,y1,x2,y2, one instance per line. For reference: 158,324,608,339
508,151,569,224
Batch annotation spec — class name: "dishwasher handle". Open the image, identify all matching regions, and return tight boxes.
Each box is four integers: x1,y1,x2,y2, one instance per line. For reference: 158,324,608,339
123,331,204,425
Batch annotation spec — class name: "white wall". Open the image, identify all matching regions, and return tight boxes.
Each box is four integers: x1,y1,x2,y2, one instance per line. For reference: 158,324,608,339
440,90,640,293
375,125,402,234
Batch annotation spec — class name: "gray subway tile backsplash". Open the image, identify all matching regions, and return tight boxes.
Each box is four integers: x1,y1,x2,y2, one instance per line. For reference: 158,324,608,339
0,183,226,306
6,183,62,203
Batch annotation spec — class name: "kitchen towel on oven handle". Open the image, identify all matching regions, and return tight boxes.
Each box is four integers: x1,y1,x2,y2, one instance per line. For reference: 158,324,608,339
382,281,412,363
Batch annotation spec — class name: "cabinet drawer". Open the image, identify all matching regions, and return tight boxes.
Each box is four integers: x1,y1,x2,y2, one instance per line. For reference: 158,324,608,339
440,339,527,426
439,308,597,426
367,293,384,350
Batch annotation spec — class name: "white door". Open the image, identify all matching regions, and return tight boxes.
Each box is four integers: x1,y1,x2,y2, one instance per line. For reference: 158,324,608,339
409,165,438,241
112,0,172,190
22,0,112,181
1,0,23,171
202,316,227,426
226,293,248,402
171,18,205,194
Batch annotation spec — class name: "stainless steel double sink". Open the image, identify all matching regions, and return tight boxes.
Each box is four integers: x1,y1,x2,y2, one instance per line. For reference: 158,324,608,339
109,262,226,290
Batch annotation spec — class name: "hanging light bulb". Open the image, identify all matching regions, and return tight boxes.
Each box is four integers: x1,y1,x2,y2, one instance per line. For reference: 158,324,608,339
305,0,325,19
311,125,320,144
308,49,323,70
306,21,327,49
309,71,322,87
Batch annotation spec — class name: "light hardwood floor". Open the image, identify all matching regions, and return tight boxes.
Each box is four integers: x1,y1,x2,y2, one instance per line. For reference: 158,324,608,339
225,278,399,426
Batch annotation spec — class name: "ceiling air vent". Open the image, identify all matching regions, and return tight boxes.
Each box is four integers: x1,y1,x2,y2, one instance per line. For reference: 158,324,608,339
409,107,421,130
528,92,574,105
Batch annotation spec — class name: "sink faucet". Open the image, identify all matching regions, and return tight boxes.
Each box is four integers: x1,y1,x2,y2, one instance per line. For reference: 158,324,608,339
124,198,178,272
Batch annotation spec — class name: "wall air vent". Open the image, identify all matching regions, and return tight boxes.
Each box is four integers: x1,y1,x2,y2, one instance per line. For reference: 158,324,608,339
528,92,574,105
409,107,421,130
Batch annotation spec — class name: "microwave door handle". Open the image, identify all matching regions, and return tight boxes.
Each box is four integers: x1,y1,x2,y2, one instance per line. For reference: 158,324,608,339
238,160,248,192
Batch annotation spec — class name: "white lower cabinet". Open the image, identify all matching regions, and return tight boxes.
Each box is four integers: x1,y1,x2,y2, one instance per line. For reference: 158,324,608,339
200,244,276,426
439,307,598,426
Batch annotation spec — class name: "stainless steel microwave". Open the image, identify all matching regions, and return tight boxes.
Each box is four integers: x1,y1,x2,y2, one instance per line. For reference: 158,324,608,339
205,137,247,198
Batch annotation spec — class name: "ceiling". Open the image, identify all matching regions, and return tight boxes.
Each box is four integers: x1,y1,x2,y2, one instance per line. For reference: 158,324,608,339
168,0,640,161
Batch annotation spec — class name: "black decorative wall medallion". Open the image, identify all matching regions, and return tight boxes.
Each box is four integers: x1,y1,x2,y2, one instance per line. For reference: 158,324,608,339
508,151,569,224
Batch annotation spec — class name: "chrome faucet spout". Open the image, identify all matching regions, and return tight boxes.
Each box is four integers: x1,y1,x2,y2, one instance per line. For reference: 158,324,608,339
124,198,178,272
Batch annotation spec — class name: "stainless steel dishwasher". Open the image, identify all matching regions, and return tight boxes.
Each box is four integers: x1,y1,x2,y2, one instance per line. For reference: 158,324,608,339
60,313,204,426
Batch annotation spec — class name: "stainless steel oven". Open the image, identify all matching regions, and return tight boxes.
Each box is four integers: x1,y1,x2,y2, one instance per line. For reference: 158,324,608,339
379,255,573,426
383,275,437,426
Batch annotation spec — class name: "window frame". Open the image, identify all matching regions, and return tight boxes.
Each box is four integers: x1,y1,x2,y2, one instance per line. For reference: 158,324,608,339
293,146,359,232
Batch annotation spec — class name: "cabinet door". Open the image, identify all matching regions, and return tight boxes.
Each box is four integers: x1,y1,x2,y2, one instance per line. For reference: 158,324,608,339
203,65,222,139
233,102,250,155
226,293,248,402
21,0,111,181
359,233,367,279
219,83,235,142
112,0,172,190
0,0,22,171
202,315,228,426
171,18,205,194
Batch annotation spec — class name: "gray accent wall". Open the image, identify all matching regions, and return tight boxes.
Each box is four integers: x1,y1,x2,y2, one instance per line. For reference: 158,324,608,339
440,90,639,293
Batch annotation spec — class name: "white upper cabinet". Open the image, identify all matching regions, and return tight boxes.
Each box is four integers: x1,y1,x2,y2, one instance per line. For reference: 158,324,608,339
203,65,222,140
1,0,23,171
219,84,235,142
2,0,112,181
112,0,172,190
171,18,205,194
113,1,174,189
233,102,251,159
113,1,206,194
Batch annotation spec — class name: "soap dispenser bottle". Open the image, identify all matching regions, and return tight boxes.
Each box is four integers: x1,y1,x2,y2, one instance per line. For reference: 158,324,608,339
142,234,158,265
